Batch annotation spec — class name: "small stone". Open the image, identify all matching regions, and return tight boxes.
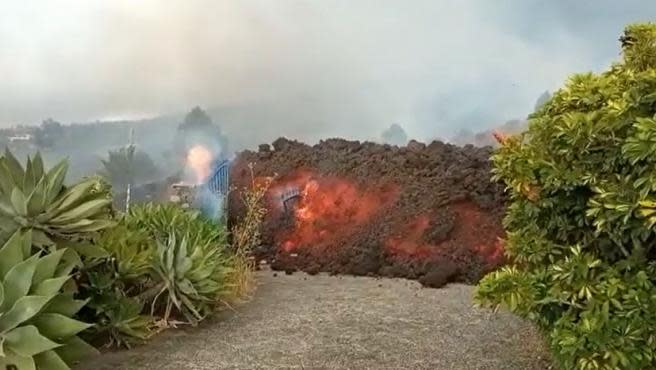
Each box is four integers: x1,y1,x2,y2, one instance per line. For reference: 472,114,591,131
290,253,298,258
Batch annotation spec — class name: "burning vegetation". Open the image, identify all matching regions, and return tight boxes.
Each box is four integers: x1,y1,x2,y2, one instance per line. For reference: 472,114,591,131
230,137,506,287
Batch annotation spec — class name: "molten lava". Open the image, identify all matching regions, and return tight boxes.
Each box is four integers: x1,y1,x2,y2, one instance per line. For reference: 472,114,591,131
186,145,213,184
385,215,434,258
385,202,505,266
272,172,398,252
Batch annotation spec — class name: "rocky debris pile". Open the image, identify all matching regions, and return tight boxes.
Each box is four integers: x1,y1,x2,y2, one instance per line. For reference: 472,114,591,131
230,138,507,287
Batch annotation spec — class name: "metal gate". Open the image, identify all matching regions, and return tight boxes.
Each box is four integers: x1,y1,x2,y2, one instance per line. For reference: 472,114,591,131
207,159,230,196
198,159,230,221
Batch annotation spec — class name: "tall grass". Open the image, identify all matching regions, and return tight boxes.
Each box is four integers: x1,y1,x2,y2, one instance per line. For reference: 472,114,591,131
227,164,272,300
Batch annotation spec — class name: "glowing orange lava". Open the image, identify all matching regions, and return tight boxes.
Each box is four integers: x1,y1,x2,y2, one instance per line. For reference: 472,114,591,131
186,145,213,184
273,172,398,252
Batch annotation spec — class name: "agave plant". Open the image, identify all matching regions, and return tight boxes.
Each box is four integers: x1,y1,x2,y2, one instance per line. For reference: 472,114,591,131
122,204,233,324
94,225,153,282
0,230,97,369
81,262,156,349
150,230,233,325
127,203,228,245
0,149,115,248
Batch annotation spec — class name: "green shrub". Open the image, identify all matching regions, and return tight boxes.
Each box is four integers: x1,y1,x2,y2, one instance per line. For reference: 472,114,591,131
476,23,656,370
0,230,97,369
79,225,156,348
124,204,234,325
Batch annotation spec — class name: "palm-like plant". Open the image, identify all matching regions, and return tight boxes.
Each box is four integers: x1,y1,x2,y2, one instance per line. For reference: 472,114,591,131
100,147,159,191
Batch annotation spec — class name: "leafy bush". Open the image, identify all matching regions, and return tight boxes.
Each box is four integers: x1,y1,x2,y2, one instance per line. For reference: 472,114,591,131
476,23,656,370
0,231,97,369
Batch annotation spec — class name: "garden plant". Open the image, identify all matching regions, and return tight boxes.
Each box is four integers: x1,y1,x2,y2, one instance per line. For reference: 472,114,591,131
477,23,656,370
0,149,263,368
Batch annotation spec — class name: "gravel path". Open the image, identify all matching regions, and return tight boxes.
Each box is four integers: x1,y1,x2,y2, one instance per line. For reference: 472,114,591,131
79,271,551,370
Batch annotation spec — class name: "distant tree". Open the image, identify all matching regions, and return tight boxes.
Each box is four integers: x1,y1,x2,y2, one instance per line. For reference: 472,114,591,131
33,118,64,149
179,106,214,130
381,123,408,146
533,90,551,112
175,106,228,160
101,146,160,191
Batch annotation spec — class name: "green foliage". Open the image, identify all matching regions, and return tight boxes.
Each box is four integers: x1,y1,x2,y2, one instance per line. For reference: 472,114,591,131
0,149,115,248
0,231,97,369
476,23,656,370
100,146,160,191
125,204,233,325
95,226,153,281
79,257,156,349
78,224,157,348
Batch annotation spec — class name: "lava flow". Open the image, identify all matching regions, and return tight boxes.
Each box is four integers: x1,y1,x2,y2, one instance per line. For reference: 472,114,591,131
272,172,398,252
385,215,434,258
385,202,505,266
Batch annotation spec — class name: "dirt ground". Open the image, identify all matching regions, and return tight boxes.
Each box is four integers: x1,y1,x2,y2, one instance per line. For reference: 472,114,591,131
79,271,551,370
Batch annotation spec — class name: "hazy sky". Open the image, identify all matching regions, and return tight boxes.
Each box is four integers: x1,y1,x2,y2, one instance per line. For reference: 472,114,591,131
2,0,655,139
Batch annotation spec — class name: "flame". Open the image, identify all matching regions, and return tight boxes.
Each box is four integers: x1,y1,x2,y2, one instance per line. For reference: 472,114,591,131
273,172,398,252
186,145,213,184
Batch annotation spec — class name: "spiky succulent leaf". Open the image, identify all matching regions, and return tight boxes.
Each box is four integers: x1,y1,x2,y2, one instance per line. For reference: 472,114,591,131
44,294,88,317
0,150,114,244
4,325,61,357
1,254,40,311
0,349,36,370
0,295,51,333
33,249,66,286
0,232,96,369
0,231,28,279
54,336,98,365
32,313,93,341
3,148,25,185
34,350,70,370
10,188,28,217
44,161,68,205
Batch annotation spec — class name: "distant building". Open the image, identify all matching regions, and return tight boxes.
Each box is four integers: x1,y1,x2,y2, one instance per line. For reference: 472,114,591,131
8,134,32,142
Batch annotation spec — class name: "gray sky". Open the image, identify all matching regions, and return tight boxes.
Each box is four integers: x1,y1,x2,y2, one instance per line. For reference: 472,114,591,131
2,0,655,140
